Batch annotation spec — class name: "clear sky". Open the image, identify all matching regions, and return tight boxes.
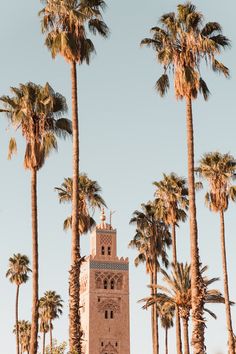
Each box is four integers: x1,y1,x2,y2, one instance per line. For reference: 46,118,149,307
0,0,235,353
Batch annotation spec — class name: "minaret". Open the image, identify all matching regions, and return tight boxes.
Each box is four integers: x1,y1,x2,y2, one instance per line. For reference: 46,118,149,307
80,209,130,354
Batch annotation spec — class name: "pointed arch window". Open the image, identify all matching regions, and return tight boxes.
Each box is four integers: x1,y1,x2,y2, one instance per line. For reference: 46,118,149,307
104,279,108,289
101,246,105,255
108,246,111,255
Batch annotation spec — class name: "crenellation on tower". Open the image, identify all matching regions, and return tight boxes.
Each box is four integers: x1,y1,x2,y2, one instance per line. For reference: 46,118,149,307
80,210,130,354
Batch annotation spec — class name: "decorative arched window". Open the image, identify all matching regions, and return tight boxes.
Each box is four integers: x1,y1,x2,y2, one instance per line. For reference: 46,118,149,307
117,275,123,290
108,246,111,255
117,280,121,290
96,278,102,289
110,310,113,319
110,279,115,290
104,279,108,289
101,246,105,255
105,310,108,319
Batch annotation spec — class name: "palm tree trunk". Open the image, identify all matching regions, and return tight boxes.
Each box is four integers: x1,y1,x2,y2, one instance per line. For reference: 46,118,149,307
150,272,155,354
50,320,53,354
171,222,177,264
69,60,81,354
175,307,182,354
165,327,168,354
220,210,235,353
30,168,39,354
42,331,46,354
171,223,182,354
153,262,159,354
16,285,20,354
183,317,190,354
186,96,205,354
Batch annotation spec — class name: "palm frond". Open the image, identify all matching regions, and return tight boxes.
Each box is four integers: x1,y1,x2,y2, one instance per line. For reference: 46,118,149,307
88,19,109,38
204,192,211,208
55,118,72,137
8,137,17,160
134,253,146,267
212,59,230,78
140,38,160,50
199,77,210,101
186,11,202,31
204,277,220,287
201,22,222,36
155,74,170,97
42,132,58,160
229,186,236,202
63,216,72,231
209,34,231,49
204,307,217,319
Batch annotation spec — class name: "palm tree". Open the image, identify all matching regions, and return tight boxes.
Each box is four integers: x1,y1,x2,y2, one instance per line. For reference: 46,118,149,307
45,340,67,354
39,2,109,351
196,152,236,352
0,82,72,354
55,173,106,234
129,202,171,354
154,173,188,264
39,291,63,354
14,320,31,354
154,173,188,354
158,302,174,354
6,254,31,354
141,3,230,351
142,263,227,354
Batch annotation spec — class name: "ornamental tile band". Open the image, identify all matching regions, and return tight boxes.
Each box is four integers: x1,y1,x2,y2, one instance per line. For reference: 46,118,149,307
90,261,128,271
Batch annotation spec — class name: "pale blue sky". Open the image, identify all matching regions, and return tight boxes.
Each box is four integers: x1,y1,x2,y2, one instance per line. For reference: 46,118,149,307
0,0,235,353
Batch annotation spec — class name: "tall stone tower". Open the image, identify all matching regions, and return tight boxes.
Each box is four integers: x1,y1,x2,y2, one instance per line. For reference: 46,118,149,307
80,210,130,354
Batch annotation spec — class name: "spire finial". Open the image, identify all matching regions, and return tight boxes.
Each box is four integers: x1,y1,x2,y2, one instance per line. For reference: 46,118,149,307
101,208,106,225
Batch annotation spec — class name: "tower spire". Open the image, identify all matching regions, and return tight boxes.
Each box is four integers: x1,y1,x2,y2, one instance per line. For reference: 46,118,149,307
100,207,106,227
97,208,113,230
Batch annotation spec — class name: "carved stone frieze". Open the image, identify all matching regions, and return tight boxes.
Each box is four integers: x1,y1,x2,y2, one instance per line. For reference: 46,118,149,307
95,271,123,290
98,298,121,313
100,341,118,354
100,234,112,245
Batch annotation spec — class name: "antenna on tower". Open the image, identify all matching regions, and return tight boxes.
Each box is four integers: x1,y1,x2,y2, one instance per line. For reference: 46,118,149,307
109,210,116,227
